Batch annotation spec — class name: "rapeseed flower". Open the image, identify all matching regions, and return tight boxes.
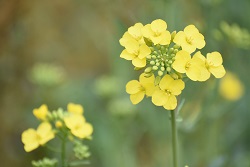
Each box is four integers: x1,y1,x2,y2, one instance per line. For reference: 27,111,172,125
126,73,155,104
219,72,244,101
152,74,185,110
64,114,93,139
33,104,49,121
142,19,171,45
67,103,84,115
120,39,151,67
172,50,208,81
21,122,55,152
173,25,205,53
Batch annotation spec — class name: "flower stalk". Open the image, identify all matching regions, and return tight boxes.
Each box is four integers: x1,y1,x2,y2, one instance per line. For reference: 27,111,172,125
170,110,178,167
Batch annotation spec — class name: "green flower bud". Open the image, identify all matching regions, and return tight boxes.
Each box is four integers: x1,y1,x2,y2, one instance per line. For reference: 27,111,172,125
150,47,154,51
152,66,158,71
168,60,173,64
146,55,151,59
158,71,164,76
144,73,152,78
171,54,175,57
144,67,152,73
172,57,176,61
156,44,161,49
156,62,160,66
152,55,156,59
173,44,180,49
150,61,155,65
134,67,143,70
160,67,165,71
153,51,158,54
161,62,165,66
154,76,161,85
169,48,174,53
174,49,179,54
155,59,159,63
166,67,171,72
171,31,176,40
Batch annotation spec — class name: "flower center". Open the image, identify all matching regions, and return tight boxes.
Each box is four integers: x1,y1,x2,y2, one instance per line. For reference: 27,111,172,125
185,62,191,70
166,89,172,96
186,36,193,44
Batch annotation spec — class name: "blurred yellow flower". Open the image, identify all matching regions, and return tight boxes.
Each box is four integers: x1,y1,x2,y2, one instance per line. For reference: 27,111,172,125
55,121,63,128
173,25,205,53
142,19,171,45
33,104,49,121
152,74,185,110
120,39,151,67
126,73,155,104
64,114,93,139
219,72,244,101
21,122,55,152
172,50,208,81
67,103,84,115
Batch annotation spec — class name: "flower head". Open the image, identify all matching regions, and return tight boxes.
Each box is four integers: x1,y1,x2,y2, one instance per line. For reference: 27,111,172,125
67,103,84,115
21,122,55,152
64,114,93,139
126,73,156,104
173,25,205,53
33,104,49,121
142,19,171,45
152,74,185,110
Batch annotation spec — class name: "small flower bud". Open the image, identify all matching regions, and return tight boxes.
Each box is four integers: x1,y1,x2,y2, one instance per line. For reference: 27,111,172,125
172,57,175,61
153,51,158,54
146,55,151,59
168,60,173,64
134,67,143,70
150,61,155,65
171,31,176,40
166,67,171,72
173,44,180,49
160,67,165,71
156,62,160,66
169,48,174,53
161,62,165,66
174,49,179,54
156,44,161,49
144,67,152,73
150,47,154,51
154,76,161,85
171,54,175,57
158,71,164,76
152,55,156,59
152,66,158,71
55,121,63,128
144,73,152,78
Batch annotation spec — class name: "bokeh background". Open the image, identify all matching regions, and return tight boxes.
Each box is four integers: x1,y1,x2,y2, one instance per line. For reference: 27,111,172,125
0,0,250,167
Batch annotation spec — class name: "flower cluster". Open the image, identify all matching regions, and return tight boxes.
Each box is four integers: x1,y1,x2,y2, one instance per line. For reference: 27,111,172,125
120,19,226,110
21,103,93,159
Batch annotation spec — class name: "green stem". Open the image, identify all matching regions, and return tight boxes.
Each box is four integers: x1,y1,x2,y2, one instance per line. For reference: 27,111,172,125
170,110,178,167
61,134,67,167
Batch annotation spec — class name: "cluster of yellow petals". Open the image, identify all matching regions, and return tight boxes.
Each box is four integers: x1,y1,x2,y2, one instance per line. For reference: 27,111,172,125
120,19,226,111
21,122,55,152
22,103,93,152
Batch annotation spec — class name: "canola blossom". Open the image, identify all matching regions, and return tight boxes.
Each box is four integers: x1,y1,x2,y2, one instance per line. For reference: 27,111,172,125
21,122,55,152
33,104,49,121
120,19,226,110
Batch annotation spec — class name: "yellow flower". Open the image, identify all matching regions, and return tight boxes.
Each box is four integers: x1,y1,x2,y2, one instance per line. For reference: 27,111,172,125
67,103,84,115
64,114,93,139
152,74,185,110
120,39,151,67
172,50,209,81
173,25,205,53
33,104,49,121
55,121,63,128
219,72,244,101
142,19,171,45
205,52,226,78
119,23,144,47
126,73,156,104
21,122,55,152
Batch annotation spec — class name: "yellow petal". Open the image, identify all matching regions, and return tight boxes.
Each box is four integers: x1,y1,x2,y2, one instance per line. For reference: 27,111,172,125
21,129,39,152
193,51,206,61
67,103,84,115
130,91,145,104
142,24,154,39
209,65,226,78
119,31,134,47
168,79,185,95
126,80,141,94
151,19,167,33
138,44,151,59
172,50,191,73
36,122,55,145
192,33,205,49
72,123,93,139
180,42,196,53
173,31,185,45
33,104,48,121
128,23,143,39
159,74,174,90
124,39,139,54
152,89,168,106
120,49,135,60
158,30,171,45
186,65,200,81
163,95,177,110
206,52,223,66
184,25,199,36
132,57,146,67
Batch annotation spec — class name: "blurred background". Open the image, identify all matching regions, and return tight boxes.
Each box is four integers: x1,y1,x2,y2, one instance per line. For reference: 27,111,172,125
0,0,250,166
